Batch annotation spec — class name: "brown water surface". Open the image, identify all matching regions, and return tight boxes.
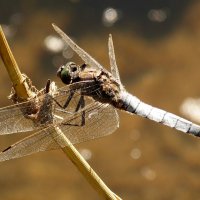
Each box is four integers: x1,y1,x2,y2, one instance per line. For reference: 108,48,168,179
0,1,200,199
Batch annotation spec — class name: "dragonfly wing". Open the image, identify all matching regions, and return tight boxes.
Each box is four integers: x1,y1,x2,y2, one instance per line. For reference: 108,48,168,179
52,24,104,70
0,83,75,135
0,128,59,162
59,102,119,144
53,84,119,144
0,103,38,135
0,82,98,135
0,101,119,161
108,34,121,84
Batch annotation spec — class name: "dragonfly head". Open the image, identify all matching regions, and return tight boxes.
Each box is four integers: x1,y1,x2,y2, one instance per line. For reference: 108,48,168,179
57,62,80,84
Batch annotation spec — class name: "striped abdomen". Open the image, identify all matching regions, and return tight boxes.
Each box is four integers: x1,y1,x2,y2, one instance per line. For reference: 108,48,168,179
120,91,200,137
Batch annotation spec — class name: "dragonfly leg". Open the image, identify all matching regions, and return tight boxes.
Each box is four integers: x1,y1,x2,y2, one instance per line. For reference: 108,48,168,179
53,89,86,126
62,95,86,127
53,90,75,109
74,95,85,126
63,91,75,109
45,79,51,93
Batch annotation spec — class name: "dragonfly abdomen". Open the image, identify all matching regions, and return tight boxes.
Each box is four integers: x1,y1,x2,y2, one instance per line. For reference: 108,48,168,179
120,91,200,137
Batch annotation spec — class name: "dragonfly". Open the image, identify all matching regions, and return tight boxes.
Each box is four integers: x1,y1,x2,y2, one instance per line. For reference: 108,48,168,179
52,24,200,137
0,78,119,161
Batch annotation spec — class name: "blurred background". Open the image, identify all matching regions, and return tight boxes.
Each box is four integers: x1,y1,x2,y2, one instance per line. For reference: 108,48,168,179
1,0,200,199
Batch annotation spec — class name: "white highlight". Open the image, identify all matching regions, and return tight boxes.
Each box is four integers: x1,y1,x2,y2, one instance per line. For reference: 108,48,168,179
79,148,92,160
141,167,156,181
130,148,141,160
147,9,168,23
44,35,64,53
62,46,74,59
180,97,200,123
102,8,119,27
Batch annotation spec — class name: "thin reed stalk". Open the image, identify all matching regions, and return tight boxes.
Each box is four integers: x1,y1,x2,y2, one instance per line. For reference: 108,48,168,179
0,26,35,100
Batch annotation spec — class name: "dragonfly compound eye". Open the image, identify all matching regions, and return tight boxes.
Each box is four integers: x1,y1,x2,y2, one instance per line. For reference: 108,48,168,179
69,62,81,79
58,65,71,84
69,63,78,72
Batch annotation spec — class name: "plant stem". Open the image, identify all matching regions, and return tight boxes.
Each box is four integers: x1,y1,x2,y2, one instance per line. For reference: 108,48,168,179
54,126,122,200
0,25,34,100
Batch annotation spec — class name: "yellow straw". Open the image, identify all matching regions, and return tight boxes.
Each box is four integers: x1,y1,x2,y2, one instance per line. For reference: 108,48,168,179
0,25,34,100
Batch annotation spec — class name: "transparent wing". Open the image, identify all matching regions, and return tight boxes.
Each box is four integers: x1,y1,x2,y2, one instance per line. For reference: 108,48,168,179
108,34,121,84
52,24,104,70
0,130,57,162
0,102,40,135
0,102,119,161
52,81,99,120
0,81,99,135
59,102,119,144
